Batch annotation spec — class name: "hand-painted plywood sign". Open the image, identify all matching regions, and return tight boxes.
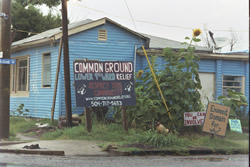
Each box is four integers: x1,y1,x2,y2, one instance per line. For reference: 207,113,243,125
184,112,206,126
73,61,136,107
202,102,230,136
229,119,242,133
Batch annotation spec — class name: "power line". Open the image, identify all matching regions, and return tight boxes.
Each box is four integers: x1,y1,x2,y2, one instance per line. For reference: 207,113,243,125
124,0,137,31
12,28,40,35
70,2,249,33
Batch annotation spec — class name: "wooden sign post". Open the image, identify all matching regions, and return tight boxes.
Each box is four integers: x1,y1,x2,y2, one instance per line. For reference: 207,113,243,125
202,102,230,136
122,106,128,132
85,107,92,132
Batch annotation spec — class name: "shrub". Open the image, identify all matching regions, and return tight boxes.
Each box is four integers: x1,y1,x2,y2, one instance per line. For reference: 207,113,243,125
115,32,203,132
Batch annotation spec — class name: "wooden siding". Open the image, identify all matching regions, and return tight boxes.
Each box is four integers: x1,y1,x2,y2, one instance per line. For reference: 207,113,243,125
222,60,246,75
198,59,216,73
10,44,61,119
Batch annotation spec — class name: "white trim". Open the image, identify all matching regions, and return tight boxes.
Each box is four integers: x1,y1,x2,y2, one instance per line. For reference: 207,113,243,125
136,49,249,61
10,55,30,97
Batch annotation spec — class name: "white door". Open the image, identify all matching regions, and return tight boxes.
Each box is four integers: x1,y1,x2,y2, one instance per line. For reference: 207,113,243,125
199,73,215,111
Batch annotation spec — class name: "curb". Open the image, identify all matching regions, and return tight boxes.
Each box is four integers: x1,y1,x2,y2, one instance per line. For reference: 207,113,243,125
0,141,27,146
109,148,249,156
0,148,64,156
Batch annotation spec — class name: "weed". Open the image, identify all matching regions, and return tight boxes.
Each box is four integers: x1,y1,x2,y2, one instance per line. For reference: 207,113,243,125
12,104,29,117
136,131,189,148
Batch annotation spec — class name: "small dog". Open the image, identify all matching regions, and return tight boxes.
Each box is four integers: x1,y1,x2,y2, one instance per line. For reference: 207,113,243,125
155,121,169,135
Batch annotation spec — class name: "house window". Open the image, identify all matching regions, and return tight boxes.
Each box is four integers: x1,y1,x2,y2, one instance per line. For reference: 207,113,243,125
222,75,245,96
10,56,29,96
42,53,51,87
98,29,107,41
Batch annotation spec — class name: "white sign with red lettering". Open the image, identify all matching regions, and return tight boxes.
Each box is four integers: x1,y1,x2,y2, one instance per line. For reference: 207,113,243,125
184,112,206,126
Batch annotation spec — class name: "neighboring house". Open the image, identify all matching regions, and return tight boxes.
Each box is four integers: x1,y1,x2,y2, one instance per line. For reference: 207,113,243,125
137,36,249,112
10,17,249,119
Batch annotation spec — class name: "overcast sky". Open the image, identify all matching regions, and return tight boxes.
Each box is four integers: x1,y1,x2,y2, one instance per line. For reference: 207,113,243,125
42,0,249,51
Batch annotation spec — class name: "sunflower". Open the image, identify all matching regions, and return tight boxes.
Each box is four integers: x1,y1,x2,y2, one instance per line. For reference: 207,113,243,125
193,28,202,37
137,70,143,78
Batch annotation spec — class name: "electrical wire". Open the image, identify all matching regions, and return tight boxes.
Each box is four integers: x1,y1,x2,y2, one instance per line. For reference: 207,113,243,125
12,2,249,37
12,28,40,35
124,0,137,31
70,2,249,33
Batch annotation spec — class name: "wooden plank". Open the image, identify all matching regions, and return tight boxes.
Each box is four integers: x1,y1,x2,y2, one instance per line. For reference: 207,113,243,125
122,106,128,132
51,38,63,121
85,107,92,132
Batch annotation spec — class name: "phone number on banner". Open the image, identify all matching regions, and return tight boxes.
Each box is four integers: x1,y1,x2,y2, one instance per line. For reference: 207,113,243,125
91,101,122,107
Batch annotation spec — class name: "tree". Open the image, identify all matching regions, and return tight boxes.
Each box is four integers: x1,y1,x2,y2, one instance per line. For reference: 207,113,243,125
12,0,60,8
11,0,61,41
201,30,241,52
228,32,241,51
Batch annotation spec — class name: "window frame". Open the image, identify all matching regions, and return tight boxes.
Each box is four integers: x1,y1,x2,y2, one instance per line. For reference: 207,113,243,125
10,55,30,97
42,52,51,88
222,75,245,96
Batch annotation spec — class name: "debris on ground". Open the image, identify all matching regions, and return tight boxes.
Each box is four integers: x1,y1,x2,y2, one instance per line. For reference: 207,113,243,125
23,125,57,137
123,143,154,150
35,123,49,128
59,115,82,127
103,144,118,152
23,144,40,149
155,121,169,135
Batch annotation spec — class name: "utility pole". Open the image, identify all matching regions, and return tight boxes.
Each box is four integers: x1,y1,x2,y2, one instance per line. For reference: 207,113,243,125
61,0,72,127
0,0,11,139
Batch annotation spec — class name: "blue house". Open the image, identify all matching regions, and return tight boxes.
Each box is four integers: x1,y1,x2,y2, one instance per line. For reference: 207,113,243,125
10,17,249,119
10,18,149,119
136,35,249,112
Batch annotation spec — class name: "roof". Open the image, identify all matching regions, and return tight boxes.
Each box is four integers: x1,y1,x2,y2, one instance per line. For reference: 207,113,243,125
137,49,249,61
12,19,93,48
220,50,249,55
142,34,212,52
11,17,149,52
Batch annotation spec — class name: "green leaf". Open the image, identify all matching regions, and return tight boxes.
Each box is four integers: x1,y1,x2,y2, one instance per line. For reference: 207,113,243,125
192,38,201,42
181,42,189,45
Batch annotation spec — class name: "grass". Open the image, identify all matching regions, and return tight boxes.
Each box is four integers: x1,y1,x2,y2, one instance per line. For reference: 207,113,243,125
9,116,55,140
10,117,249,154
41,123,135,142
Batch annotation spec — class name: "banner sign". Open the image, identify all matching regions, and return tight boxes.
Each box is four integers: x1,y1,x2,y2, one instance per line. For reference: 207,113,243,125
0,59,16,64
73,61,136,107
229,119,242,133
184,112,206,126
202,102,230,136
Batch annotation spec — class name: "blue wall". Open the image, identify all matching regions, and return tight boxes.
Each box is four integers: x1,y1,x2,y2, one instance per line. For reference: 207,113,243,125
10,44,61,119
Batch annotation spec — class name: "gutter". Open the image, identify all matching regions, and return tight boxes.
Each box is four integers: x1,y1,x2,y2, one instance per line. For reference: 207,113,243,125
136,49,249,61
11,37,57,53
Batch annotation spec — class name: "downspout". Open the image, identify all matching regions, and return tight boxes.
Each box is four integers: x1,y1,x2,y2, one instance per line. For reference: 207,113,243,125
134,45,137,72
